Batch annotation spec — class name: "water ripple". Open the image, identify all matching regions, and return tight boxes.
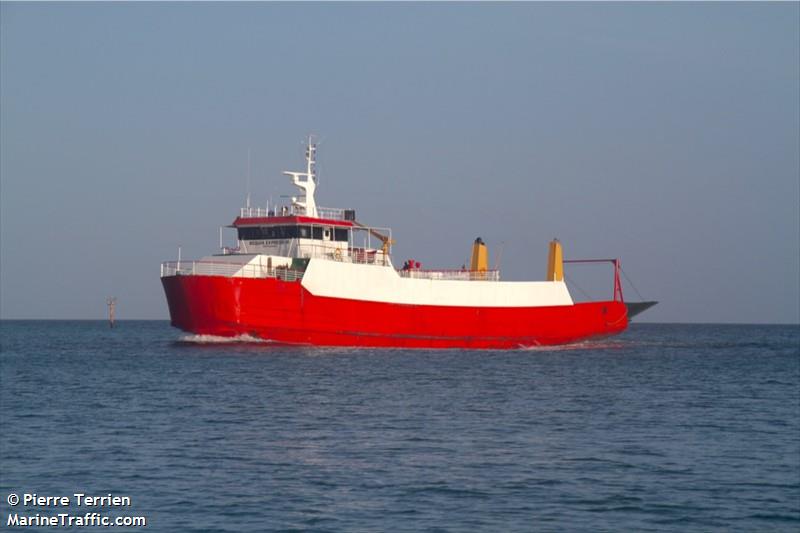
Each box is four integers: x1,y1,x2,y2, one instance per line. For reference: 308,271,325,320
1,321,798,531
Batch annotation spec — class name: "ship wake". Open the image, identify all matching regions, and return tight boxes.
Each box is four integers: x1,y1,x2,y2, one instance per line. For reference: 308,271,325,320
177,333,271,344
517,339,630,351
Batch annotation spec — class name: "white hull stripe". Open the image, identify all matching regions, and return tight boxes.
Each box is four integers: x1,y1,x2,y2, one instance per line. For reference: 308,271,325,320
301,260,574,308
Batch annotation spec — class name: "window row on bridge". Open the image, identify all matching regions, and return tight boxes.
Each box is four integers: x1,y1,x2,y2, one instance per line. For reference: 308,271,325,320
237,225,349,241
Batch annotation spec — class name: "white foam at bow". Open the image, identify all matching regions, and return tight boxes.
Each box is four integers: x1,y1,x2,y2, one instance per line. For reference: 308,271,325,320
179,333,269,344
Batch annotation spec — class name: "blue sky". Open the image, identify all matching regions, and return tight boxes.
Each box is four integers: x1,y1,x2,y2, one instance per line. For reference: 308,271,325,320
1,3,798,323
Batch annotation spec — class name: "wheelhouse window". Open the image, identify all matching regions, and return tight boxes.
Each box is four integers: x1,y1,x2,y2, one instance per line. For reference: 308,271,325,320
237,225,350,241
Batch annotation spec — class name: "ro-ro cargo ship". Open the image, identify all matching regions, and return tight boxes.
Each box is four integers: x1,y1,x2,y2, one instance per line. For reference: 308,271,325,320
161,138,656,348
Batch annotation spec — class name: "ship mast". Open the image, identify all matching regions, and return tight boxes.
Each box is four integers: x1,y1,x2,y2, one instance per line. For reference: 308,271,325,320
283,135,318,217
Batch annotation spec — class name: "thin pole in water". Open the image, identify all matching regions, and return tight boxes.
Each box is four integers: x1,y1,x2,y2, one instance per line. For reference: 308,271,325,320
106,297,117,328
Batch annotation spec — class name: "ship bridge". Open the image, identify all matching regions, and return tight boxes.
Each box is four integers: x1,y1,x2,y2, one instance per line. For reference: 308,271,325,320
222,137,393,266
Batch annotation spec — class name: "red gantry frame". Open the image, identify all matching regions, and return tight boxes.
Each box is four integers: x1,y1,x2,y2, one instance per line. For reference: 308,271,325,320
563,259,625,303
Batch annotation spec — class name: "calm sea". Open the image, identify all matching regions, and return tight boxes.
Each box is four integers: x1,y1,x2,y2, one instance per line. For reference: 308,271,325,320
1,321,798,532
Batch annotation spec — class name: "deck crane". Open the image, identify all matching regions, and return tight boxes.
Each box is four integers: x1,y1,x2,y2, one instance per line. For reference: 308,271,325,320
354,221,395,264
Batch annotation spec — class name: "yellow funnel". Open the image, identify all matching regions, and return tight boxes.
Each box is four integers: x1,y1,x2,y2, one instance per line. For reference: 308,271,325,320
546,239,564,281
470,237,489,272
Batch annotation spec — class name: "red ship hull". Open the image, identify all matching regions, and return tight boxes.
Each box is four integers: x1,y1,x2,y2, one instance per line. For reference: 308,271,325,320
162,275,629,349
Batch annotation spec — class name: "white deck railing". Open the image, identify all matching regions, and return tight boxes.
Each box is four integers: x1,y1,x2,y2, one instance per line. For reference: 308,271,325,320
160,260,304,282
317,207,348,220
238,205,350,221
397,269,501,282
239,207,271,218
296,243,390,266
162,260,500,282
240,241,390,266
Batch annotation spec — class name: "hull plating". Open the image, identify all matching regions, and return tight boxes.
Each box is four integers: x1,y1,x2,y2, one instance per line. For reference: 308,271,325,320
162,275,629,349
